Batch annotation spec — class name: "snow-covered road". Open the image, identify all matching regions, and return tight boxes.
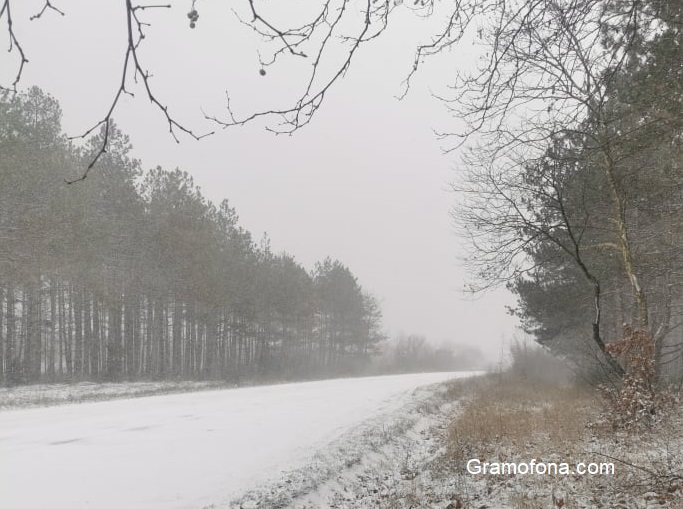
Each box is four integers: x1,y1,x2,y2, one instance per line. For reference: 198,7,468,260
0,372,474,509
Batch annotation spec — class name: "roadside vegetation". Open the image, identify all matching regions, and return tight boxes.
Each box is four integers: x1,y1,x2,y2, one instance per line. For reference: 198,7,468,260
308,344,682,508
0,380,231,411
439,345,683,509
439,0,683,502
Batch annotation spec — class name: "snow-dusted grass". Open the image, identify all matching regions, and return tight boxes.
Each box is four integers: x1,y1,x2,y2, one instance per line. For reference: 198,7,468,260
447,373,593,465
0,380,230,410
0,371,477,509
421,374,683,508
285,384,466,509
298,373,683,509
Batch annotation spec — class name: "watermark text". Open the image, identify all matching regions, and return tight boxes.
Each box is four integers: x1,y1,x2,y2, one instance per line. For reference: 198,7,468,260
466,458,614,476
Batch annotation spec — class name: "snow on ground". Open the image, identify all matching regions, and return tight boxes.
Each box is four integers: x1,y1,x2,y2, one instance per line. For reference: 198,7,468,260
228,380,463,509
232,384,465,509
0,371,477,509
278,376,683,509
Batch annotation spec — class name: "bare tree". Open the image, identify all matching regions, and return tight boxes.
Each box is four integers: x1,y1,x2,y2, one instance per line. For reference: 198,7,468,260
446,0,682,377
455,138,626,376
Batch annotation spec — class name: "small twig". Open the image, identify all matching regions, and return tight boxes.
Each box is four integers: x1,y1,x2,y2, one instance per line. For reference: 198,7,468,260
210,0,383,134
589,450,683,482
590,451,658,477
132,4,171,11
246,0,309,59
30,1,65,21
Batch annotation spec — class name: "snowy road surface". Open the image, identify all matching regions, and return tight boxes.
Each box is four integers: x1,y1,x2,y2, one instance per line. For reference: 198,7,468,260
0,372,473,509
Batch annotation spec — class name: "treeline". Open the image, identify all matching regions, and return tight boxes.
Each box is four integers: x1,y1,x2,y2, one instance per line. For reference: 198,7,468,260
374,334,484,374
0,88,385,386
459,0,682,381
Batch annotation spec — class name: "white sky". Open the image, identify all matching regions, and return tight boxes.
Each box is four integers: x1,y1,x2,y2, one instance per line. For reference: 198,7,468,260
1,1,518,361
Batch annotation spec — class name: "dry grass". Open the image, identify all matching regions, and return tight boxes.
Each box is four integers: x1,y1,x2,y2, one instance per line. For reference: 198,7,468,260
439,373,683,508
508,493,545,509
446,373,597,464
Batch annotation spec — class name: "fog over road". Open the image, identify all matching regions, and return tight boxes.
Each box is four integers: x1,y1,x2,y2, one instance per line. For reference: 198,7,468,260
0,372,475,509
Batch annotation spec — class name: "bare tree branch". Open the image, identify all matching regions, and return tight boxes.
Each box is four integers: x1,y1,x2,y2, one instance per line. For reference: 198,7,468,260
66,1,213,183
207,0,397,134
0,0,28,91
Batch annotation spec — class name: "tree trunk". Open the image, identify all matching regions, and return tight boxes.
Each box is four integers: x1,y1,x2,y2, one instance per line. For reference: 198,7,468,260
74,286,83,378
49,280,57,380
155,299,166,377
58,283,65,377
145,297,153,376
66,287,73,377
83,293,92,378
124,296,135,378
602,146,649,329
91,298,101,379
0,286,4,383
172,298,182,376
5,284,16,385
108,297,122,380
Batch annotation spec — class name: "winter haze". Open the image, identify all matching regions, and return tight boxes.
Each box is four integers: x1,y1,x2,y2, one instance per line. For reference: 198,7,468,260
0,0,516,361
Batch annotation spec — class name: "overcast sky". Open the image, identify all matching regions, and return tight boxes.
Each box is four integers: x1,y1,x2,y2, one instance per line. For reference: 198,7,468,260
2,1,519,360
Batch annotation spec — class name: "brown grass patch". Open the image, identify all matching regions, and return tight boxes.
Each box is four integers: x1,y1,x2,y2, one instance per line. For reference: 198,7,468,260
446,373,597,465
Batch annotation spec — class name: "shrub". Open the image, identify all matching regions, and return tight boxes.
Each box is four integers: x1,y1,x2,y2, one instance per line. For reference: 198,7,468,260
602,326,677,429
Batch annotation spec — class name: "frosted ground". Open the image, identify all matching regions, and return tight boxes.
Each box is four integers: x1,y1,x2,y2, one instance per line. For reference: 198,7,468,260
0,372,477,509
